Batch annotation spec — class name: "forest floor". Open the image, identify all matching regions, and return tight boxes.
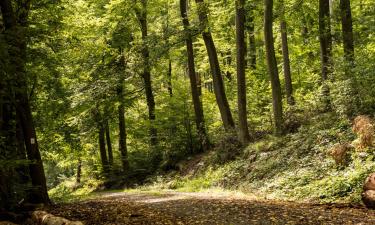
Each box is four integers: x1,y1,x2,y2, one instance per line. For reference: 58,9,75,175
46,190,375,225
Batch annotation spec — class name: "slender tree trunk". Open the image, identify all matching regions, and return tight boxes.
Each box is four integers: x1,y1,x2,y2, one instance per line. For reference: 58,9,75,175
180,0,210,152
76,158,82,184
264,0,283,136
319,0,332,111
98,122,109,175
195,0,235,131
279,1,295,106
105,119,113,166
247,2,256,69
93,106,109,175
0,0,50,205
236,0,251,144
117,54,129,172
136,0,158,147
340,0,354,66
167,60,173,97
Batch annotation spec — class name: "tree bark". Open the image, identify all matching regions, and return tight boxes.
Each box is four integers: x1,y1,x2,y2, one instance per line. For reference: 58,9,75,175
135,0,158,147
76,158,82,184
279,1,295,106
195,0,235,131
236,0,251,144
339,0,354,66
105,119,113,166
264,0,283,136
319,0,332,111
0,0,50,205
93,106,109,175
98,122,109,175
247,2,256,69
180,0,210,152
167,59,173,97
117,59,129,172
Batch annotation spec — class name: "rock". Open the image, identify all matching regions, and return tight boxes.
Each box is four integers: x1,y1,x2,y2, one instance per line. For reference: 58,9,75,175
363,173,375,191
362,190,375,209
362,173,375,209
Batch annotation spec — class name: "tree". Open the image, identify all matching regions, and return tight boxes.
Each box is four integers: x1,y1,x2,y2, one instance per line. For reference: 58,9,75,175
247,1,257,69
117,54,129,172
135,0,158,147
264,0,283,135
279,0,295,106
93,106,110,175
0,0,50,205
180,0,210,152
105,119,114,166
319,0,332,111
236,0,251,143
339,0,354,67
195,0,235,131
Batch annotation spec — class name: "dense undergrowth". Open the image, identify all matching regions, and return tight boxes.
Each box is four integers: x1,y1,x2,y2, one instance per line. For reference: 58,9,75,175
49,112,375,204
140,112,375,204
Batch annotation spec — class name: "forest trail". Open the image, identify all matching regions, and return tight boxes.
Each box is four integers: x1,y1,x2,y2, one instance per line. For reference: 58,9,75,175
47,190,375,225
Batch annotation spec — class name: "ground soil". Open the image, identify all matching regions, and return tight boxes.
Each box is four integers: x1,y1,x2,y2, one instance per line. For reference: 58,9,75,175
45,191,375,225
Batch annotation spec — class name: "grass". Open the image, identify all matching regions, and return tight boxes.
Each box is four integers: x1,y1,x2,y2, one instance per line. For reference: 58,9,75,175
143,112,375,204
49,112,375,204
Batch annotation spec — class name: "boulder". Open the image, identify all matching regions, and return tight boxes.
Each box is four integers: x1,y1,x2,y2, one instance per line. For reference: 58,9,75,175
362,173,375,209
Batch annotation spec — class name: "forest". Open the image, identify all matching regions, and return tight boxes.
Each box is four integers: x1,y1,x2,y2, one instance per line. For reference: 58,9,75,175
1,0,375,224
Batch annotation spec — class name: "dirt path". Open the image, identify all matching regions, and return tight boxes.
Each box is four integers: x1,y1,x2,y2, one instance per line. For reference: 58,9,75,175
47,191,375,225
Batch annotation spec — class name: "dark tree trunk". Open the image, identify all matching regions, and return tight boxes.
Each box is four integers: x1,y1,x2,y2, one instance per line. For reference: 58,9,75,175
167,59,173,97
98,122,109,175
136,0,158,147
180,0,210,152
76,158,82,184
247,2,256,69
279,1,295,106
105,119,113,166
319,0,332,111
93,106,109,175
0,0,50,205
339,0,354,66
0,81,17,210
117,53,129,173
236,0,251,144
195,0,235,131
264,0,283,136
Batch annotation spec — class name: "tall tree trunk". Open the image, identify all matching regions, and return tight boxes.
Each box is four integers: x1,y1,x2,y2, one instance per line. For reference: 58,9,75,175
195,0,235,131
135,0,158,147
0,82,17,209
236,0,251,144
247,2,256,69
339,0,354,66
76,158,82,184
98,121,109,175
180,0,210,152
167,59,173,97
105,119,113,166
319,0,333,111
117,54,129,173
118,103,129,172
264,0,283,136
279,1,295,106
93,106,109,175
0,0,50,205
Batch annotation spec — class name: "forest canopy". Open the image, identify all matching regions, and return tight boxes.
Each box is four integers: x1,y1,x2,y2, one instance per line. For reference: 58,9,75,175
1,0,375,215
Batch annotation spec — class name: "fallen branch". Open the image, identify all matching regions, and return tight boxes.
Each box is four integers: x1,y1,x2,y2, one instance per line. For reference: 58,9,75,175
31,211,83,225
